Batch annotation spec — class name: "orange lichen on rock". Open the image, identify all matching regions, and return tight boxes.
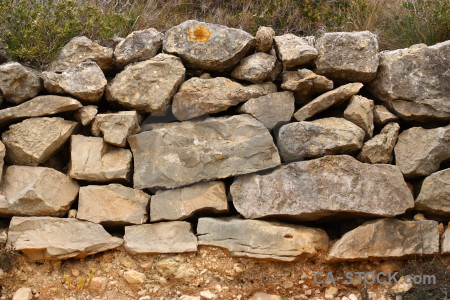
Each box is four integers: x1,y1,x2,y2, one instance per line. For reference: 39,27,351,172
188,26,211,42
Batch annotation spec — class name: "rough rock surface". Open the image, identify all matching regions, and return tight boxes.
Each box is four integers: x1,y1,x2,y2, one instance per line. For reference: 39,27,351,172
357,122,400,164
0,141,5,183
77,184,150,226
0,62,43,104
281,69,333,103
255,26,275,53
231,53,278,83
343,95,374,138
150,181,228,221
129,114,280,189
68,135,132,182
106,54,185,114
91,111,141,147
373,105,398,126
277,118,365,161
315,31,379,82
12,288,32,300
442,229,450,254
394,125,450,178
415,168,450,216
273,34,317,69
231,155,414,221
369,41,450,122
124,222,197,254
237,91,295,129
6,216,122,261
328,219,439,260
197,217,329,261
172,77,276,120
293,83,363,121
2,117,78,166
74,105,98,126
163,20,255,71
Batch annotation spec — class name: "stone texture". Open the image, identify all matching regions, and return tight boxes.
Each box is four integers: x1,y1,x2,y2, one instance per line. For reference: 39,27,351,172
123,270,146,284
129,114,280,190
255,26,275,53
124,222,197,254
163,20,255,71
343,95,374,138
358,122,400,164
74,105,98,126
442,229,450,254
2,117,78,166
42,60,107,102
12,288,32,300
315,31,379,82
91,111,141,147
415,168,450,216
273,34,317,69
373,105,398,126
281,69,333,103
0,62,43,104
114,28,163,69
293,83,363,121
106,54,185,115
231,53,278,83
231,155,414,221
394,125,450,178
197,217,329,261
150,181,228,222
369,41,450,122
237,91,295,129
328,219,439,260
277,118,365,161
0,141,5,183
68,135,132,182
249,293,281,300
172,77,276,121
6,216,122,261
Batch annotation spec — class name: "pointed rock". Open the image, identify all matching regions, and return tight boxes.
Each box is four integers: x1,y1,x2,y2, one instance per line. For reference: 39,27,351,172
74,105,98,126
281,69,333,104
91,111,141,147
358,122,400,164
273,34,317,69
0,62,43,104
373,105,398,126
415,168,450,216
343,95,374,138
231,53,278,83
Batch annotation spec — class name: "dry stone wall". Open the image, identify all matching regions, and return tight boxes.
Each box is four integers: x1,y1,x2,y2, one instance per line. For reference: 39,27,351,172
0,20,449,263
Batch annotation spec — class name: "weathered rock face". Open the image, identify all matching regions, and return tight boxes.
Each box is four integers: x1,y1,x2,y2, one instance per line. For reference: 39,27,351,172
415,168,450,216
77,184,150,226
369,41,450,122
163,20,255,71
150,181,228,222
2,117,78,166
0,62,43,104
197,217,329,261
172,77,276,121
373,105,398,126
343,95,374,138
74,105,98,126
255,26,275,53
277,118,365,161
231,155,414,221
394,125,450,178
442,229,450,254
6,216,122,261
129,114,281,189
91,111,141,147
237,91,295,130
68,135,132,182
42,60,107,103
124,222,197,254
315,31,379,82
293,83,363,121
0,141,5,183
106,54,185,114
281,69,333,103
113,28,163,69
231,53,278,83
328,219,439,260
357,122,400,164
0,166,79,217
48,36,113,73
273,34,317,69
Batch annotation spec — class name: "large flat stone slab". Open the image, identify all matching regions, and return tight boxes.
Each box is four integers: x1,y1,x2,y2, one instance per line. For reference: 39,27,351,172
415,168,450,216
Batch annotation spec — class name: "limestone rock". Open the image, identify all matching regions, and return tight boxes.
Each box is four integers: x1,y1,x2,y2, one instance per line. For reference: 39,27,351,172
42,60,107,102
197,217,329,261
106,54,185,114
123,270,146,284
150,181,228,222
114,28,163,69
2,117,78,166
12,287,32,300
6,216,122,261
442,229,450,254
237,91,295,129
0,227,6,247
394,125,450,178
369,41,450,122
172,77,276,121
281,69,333,103
129,114,280,189
343,95,374,138
91,111,141,147
163,20,255,71
68,135,132,182
231,53,278,83
293,83,363,121
255,26,275,53
415,168,450,216
77,184,150,226
358,122,400,164
273,34,317,69
74,105,98,126
124,222,197,254
315,31,379,82
277,118,365,161
231,155,414,221
249,293,281,300
328,219,439,260
0,62,43,104
0,141,5,183
373,105,398,126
